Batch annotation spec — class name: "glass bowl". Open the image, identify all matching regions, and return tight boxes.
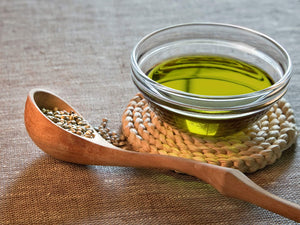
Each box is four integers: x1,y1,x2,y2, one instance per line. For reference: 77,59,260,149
130,23,292,136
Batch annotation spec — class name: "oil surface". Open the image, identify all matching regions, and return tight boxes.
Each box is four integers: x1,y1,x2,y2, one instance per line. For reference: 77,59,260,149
148,55,273,96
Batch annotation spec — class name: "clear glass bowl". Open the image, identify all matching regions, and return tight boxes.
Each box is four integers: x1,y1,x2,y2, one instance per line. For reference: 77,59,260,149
130,23,292,136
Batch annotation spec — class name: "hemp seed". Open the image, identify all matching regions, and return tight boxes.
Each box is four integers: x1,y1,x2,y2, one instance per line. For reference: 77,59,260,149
41,107,127,148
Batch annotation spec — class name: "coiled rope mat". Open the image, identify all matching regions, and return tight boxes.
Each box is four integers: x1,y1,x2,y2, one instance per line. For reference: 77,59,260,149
121,94,298,173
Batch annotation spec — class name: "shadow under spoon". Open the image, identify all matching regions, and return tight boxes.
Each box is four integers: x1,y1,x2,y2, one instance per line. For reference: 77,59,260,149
24,88,300,222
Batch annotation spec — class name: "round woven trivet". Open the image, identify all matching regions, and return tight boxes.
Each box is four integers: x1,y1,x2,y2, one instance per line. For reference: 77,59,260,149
122,94,298,173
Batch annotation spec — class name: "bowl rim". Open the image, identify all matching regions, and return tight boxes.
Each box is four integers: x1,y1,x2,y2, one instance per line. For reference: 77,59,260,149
130,22,292,101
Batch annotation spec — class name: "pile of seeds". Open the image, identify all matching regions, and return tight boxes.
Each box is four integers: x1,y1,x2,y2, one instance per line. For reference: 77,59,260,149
41,107,127,148
94,118,127,147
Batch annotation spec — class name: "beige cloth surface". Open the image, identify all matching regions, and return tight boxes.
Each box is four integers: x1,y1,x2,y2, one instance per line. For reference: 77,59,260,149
0,0,299,224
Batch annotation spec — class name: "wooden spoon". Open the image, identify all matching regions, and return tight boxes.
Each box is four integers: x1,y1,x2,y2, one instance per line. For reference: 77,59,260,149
24,88,300,222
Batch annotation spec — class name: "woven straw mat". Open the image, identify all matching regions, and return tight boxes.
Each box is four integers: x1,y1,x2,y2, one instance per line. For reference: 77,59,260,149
122,94,298,173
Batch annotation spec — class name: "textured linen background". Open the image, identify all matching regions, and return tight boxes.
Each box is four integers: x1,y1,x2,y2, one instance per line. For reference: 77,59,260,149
0,0,299,224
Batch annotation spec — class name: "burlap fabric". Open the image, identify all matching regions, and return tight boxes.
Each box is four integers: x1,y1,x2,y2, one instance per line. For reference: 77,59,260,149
1,0,299,224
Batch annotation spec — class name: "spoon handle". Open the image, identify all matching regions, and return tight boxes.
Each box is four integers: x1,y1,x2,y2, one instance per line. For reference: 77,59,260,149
190,162,300,222
104,148,300,222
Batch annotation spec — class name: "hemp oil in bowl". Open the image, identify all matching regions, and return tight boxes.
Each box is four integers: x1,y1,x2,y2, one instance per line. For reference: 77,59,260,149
131,23,292,136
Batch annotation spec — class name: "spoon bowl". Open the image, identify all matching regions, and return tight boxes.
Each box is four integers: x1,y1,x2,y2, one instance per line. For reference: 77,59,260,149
24,88,121,165
24,88,300,222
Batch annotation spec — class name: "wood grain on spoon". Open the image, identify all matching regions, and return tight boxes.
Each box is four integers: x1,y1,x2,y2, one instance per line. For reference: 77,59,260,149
24,89,300,222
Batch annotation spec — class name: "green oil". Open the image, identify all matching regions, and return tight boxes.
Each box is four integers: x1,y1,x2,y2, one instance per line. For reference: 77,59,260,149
148,55,273,96
147,55,274,136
